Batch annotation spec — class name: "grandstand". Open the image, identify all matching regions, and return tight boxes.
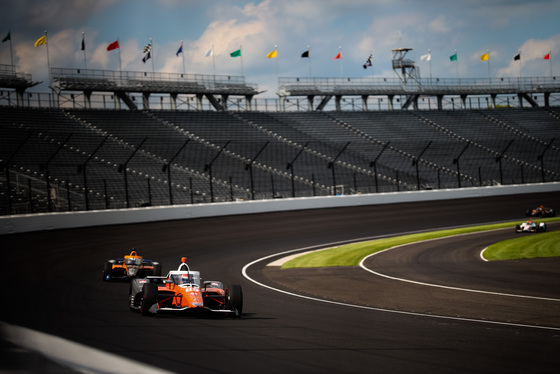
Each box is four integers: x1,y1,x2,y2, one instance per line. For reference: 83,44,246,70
1,65,560,216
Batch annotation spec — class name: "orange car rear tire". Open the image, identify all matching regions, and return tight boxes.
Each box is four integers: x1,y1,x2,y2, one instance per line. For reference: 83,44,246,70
141,283,158,316
229,285,243,317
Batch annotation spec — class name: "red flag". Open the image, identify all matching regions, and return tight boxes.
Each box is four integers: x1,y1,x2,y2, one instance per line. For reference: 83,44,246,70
107,40,119,51
334,52,342,60
543,53,550,60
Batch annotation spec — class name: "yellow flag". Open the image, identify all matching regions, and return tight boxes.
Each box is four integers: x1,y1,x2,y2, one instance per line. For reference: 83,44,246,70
267,50,277,58
480,52,489,61
34,35,47,47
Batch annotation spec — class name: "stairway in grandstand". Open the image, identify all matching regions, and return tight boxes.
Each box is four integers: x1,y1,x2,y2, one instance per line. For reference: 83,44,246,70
1,106,559,215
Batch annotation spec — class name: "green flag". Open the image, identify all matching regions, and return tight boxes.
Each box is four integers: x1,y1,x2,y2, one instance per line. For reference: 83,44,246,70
230,49,241,57
2,31,10,43
449,53,457,62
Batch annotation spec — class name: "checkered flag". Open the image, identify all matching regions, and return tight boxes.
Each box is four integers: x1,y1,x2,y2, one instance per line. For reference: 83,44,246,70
363,54,373,69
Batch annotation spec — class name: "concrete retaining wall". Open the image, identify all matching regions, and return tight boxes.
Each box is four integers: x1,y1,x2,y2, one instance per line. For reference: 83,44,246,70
2,182,559,235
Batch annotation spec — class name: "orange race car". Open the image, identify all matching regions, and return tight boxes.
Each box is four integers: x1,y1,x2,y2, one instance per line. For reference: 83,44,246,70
526,205,555,218
128,257,243,317
102,249,161,281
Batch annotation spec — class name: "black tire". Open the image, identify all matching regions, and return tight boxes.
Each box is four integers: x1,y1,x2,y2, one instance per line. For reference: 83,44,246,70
128,284,136,311
540,223,547,232
229,285,243,317
102,262,112,281
141,283,158,316
153,263,162,276
515,224,521,233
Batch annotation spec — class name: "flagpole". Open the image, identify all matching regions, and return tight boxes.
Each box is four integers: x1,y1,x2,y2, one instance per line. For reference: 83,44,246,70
370,50,374,78
181,41,185,75
274,44,280,97
117,38,122,73
10,35,14,66
486,49,490,81
549,50,552,77
455,49,459,80
150,38,155,76
517,49,521,78
338,46,343,78
44,31,51,86
239,44,244,77
7,30,14,66
82,32,87,70
307,46,312,78
428,49,432,83
2,30,15,70
274,44,279,78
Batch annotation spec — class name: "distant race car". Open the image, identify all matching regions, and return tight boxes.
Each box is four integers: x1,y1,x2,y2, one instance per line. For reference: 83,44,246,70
129,257,243,317
526,205,555,217
103,250,161,281
515,219,547,233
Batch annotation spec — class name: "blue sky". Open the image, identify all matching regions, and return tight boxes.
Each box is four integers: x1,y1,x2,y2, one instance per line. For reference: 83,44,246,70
1,0,559,96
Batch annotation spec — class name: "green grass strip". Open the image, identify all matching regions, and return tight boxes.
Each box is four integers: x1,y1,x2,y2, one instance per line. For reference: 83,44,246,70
484,231,560,260
281,217,560,269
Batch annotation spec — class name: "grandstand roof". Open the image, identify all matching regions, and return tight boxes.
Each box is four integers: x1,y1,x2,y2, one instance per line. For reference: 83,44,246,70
278,76,560,110
50,68,259,96
48,67,261,111
0,64,40,90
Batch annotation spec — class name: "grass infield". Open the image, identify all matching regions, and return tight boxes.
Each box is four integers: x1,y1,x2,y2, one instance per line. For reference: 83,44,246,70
281,217,560,269
484,230,560,260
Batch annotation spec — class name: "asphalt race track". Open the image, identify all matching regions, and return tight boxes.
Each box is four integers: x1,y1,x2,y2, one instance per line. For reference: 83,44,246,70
1,191,560,373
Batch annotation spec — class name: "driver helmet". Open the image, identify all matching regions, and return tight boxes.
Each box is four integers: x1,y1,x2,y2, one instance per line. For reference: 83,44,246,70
181,274,193,284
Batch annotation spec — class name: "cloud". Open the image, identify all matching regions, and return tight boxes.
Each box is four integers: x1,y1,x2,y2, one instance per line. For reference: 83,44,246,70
91,42,111,68
3,0,559,95
150,0,291,91
428,15,450,34
16,29,82,81
5,0,121,31
497,34,560,77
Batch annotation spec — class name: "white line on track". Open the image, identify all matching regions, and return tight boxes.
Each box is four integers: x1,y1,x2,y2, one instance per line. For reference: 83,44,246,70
360,238,560,302
480,246,490,261
241,230,560,332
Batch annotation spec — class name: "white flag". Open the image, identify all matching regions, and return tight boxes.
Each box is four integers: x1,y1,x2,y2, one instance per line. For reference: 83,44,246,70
421,53,431,61
204,48,213,57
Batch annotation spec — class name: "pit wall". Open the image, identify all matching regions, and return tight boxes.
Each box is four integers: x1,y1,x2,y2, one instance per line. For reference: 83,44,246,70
2,183,559,235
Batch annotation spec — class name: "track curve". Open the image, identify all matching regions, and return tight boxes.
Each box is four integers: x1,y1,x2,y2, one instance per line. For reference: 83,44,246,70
254,227,560,329
2,192,560,373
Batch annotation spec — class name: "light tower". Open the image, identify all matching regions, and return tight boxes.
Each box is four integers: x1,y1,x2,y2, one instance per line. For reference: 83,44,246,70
392,48,420,85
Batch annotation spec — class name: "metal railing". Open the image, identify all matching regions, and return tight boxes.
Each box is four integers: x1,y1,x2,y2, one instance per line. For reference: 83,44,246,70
0,64,35,84
278,76,560,94
2,153,557,217
50,67,258,92
1,90,559,112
